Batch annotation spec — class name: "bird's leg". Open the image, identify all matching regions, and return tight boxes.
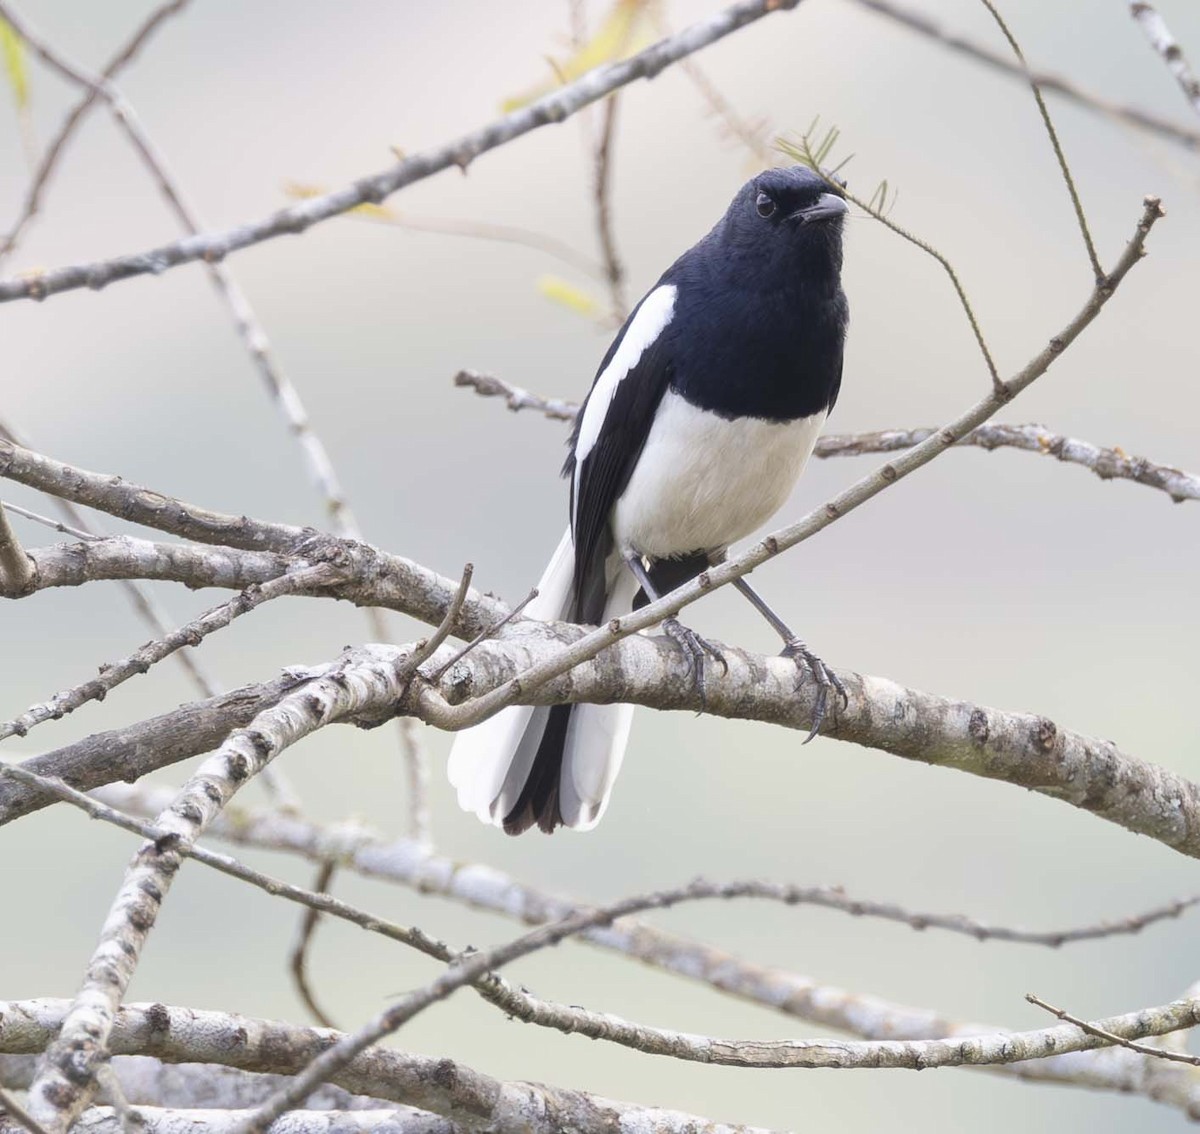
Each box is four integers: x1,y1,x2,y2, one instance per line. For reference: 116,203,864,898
729,575,846,743
625,555,728,707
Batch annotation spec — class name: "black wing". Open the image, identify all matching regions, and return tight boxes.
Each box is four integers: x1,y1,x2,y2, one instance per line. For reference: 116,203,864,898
564,291,676,624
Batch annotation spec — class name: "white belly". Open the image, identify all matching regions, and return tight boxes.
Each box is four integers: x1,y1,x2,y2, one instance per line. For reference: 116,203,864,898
612,390,826,559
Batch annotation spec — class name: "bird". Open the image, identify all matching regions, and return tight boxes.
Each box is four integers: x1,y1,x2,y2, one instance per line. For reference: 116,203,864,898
449,164,849,835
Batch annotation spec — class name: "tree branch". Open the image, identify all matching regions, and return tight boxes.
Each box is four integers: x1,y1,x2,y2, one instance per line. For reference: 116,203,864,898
0,1001,783,1134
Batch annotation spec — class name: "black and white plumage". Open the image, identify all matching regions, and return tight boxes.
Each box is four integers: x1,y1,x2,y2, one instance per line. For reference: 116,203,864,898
449,165,849,835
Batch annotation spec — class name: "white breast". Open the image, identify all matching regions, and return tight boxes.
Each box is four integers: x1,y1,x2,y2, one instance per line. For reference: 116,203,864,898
612,391,826,560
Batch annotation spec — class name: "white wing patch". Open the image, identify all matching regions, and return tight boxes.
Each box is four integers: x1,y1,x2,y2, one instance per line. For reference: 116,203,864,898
572,285,677,532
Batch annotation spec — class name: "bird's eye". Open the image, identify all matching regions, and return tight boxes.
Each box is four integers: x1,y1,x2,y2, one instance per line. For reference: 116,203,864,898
755,191,776,219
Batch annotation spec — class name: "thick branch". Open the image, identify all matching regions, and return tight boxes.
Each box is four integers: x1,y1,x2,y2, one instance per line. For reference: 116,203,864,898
70,1109,455,1134
0,678,293,826
0,0,804,304
0,1001,781,1134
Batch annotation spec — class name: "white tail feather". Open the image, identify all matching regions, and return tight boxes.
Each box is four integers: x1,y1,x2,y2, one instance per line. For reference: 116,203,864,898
446,530,638,830
447,530,573,825
556,569,639,829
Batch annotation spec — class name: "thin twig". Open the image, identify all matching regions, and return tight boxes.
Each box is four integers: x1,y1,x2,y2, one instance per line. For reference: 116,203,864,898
3,500,99,540
1130,2,1200,121
0,0,191,265
847,0,1200,149
94,1064,142,1134
977,0,1103,281
592,95,627,320
288,860,341,1030
454,370,578,420
284,187,605,280
1027,994,1200,1067
426,586,539,683
782,130,1002,389
0,0,807,304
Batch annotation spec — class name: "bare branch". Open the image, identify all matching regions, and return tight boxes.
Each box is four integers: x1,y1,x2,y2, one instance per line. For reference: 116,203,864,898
0,676,296,826
73,1107,458,1134
813,422,1200,502
2,500,97,540
0,563,343,744
1,1000,784,1134
453,370,578,420
1130,2,1200,120
591,95,627,320
0,0,807,304
287,861,341,1031
848,0,1200,149
1,1053,431,1116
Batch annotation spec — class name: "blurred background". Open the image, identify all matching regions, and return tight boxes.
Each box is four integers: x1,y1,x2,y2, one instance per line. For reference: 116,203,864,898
2,1,1199,1129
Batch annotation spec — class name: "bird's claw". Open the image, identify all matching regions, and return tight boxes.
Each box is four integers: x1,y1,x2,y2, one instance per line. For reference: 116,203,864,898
781,637,846,743
663,618,728,710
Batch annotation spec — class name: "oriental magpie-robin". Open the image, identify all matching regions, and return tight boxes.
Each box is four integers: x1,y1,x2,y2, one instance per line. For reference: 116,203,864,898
449,165,849,834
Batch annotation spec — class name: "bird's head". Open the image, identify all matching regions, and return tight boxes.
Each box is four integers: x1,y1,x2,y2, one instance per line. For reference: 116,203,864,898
716,165,847,280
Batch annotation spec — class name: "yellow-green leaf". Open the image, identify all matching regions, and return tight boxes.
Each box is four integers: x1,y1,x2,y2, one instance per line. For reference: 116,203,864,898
537,274,598,317
0,18,28,110
502,0,658,112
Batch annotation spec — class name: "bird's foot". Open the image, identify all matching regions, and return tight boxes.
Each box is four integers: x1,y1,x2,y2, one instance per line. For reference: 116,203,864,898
781,637,847,743
662,618,728,709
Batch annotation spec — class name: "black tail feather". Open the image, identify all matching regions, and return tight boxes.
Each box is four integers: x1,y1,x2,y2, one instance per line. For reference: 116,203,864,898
502,703,573,835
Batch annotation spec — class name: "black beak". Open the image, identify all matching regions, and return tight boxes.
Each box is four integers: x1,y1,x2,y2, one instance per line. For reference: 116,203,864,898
790,192,848,224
